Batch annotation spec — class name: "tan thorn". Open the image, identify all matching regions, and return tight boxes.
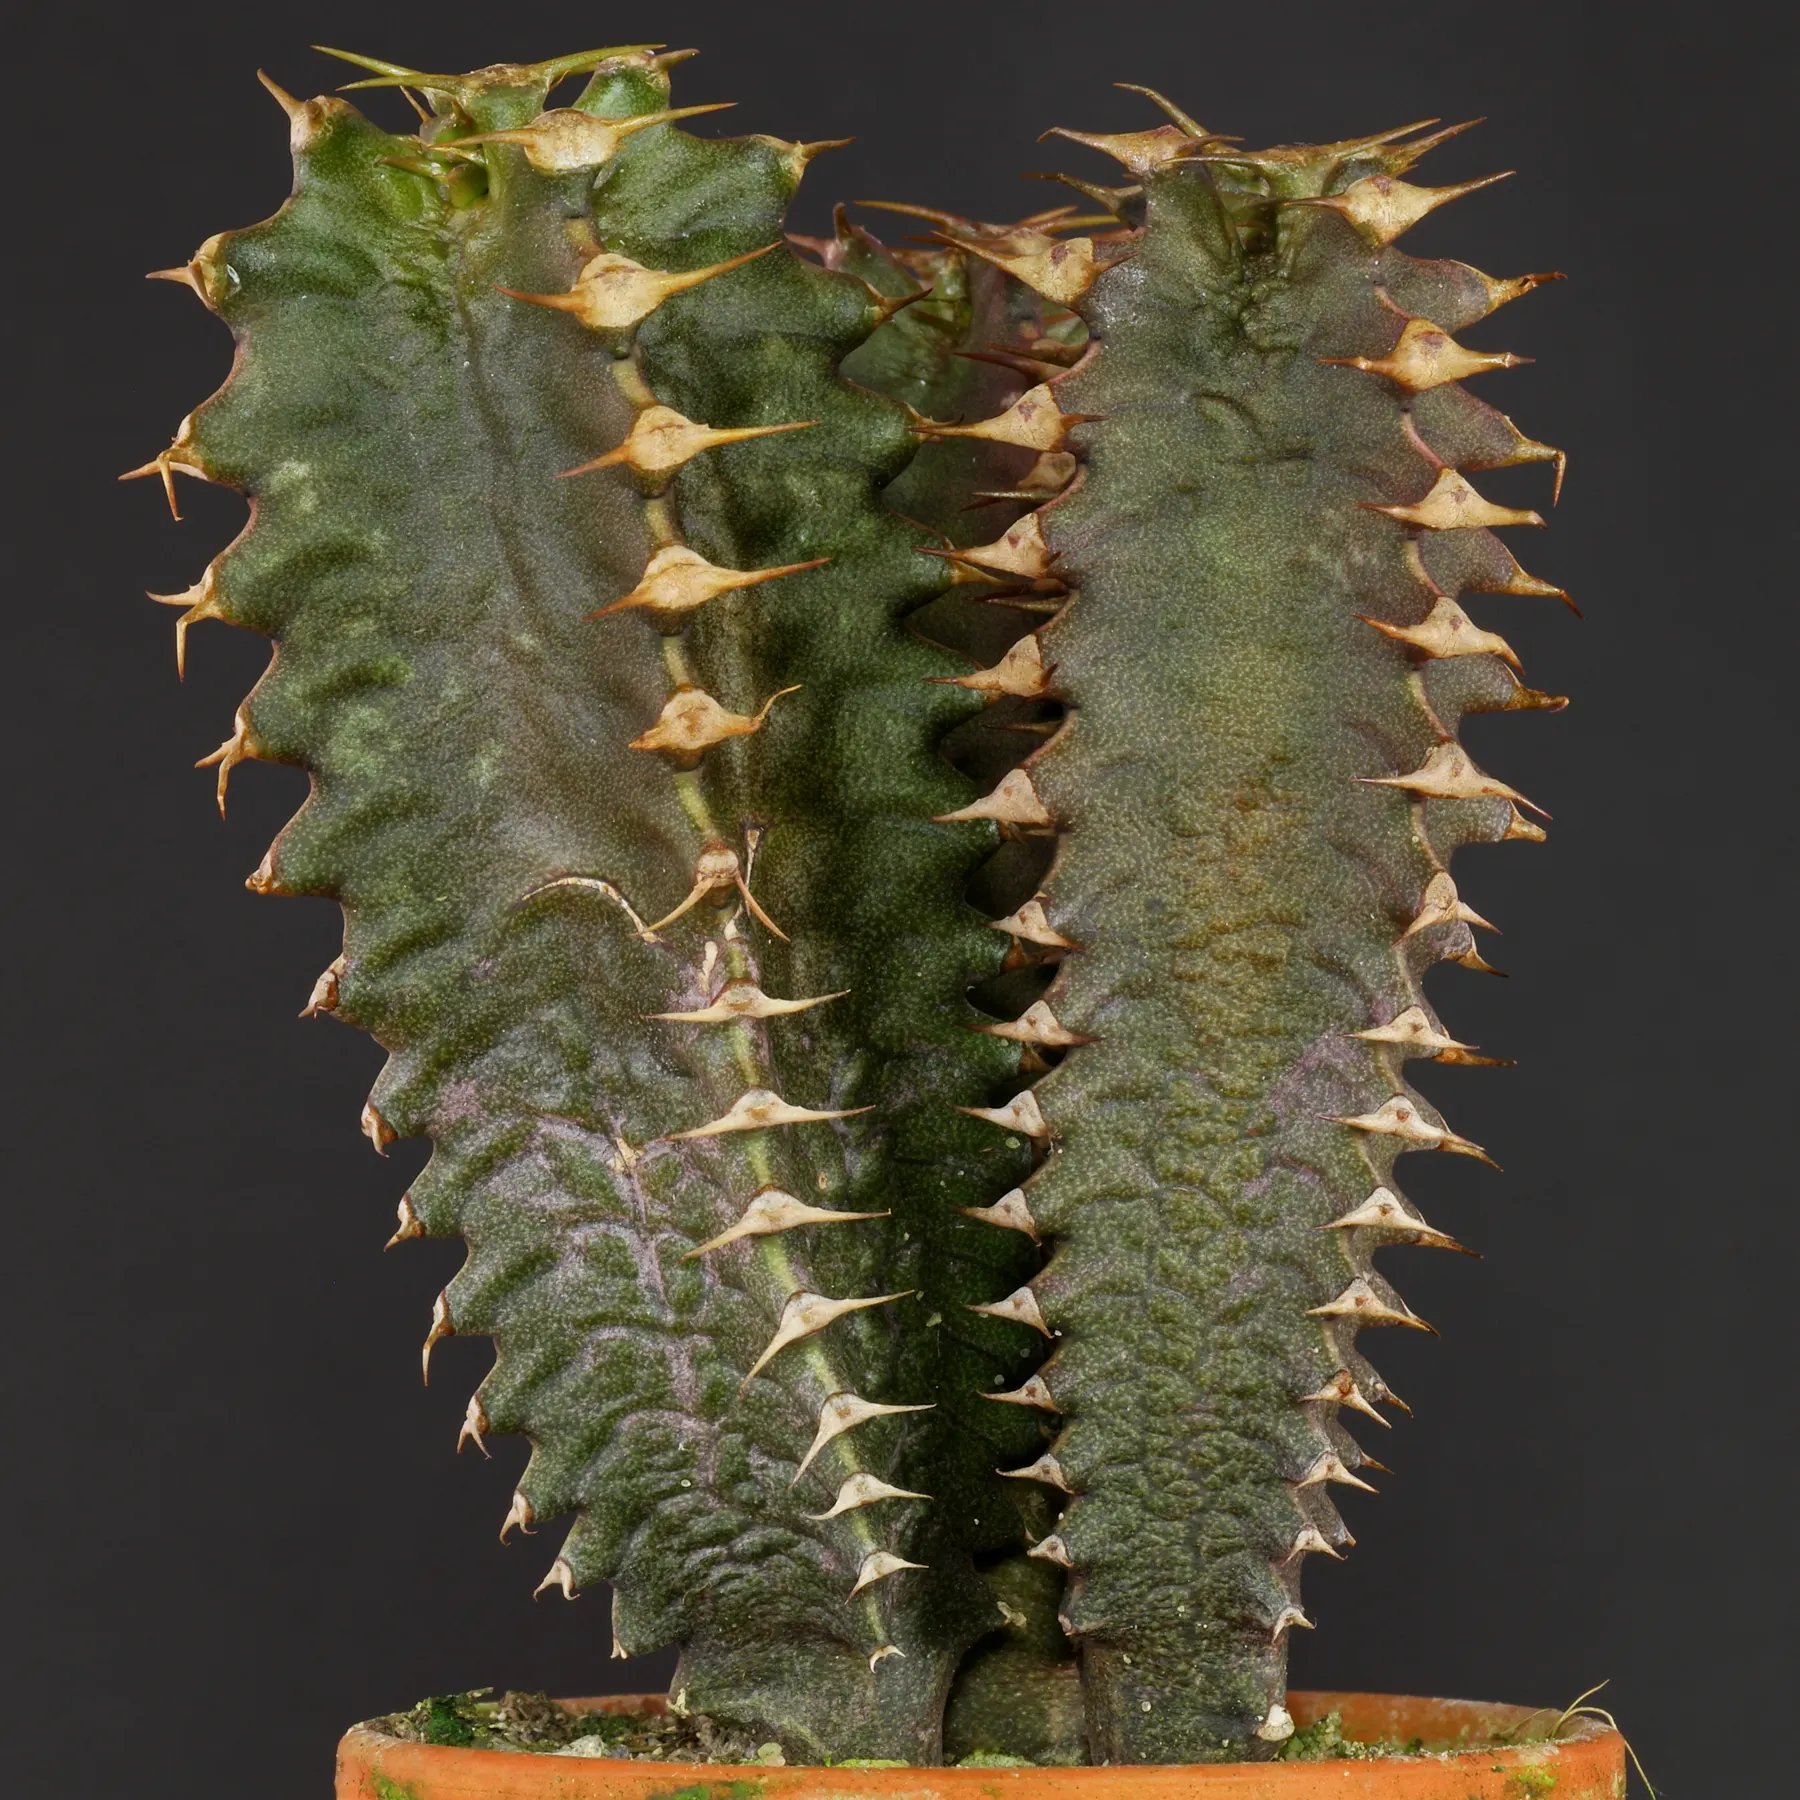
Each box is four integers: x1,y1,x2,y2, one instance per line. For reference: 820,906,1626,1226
988,898,1075,949
244,850,280,895
1467,544,1577,612
804,1473,930,1520
1308,1278,1436,1334
301,955,344,1019
984,1374,1057,1411
146,231,229,310
119,440,208,522
937,512,1056,581
448,104,736,174
499,1491,535,1543
683,1186,887,1259
1503,805,1548,843
1257,1703,1299,1745
148,568,228,680
361,1100,397,1155
935,768,1053,827
849,1550,926,1600
942,230,1114,306
1463,266,1567,317
500,242,778,331
666,1088,874,1143
610,1590,628,1660
457,1393,491,1458
915,383,1092,454
1324,315,1528,392
977,999,1090,1047
998,1452,1074,1492
629,683,800,763
1353,1004,1475,1055
1399,871,1498,939
563,405,818,481
967,1285,1052,1336
195,707,259,817
1325,1187,1471,1254
1361,742,1546,816
594,544,829,622
1359,596,1520,668
868,1645,905,1670
1111,82,1209,134
1368,467,1543,532
1028,1533,1074,1568
1042,122,1199,176
958,1187,1042,1240
1299,1368,1392,1425
421,1293,452,1385
742,1291,911,1389
1287,1528,1345,1563
1456,946,1507,976
1328,1096,1495,1165
793,1390,935,1482
1271,1604,1316,1641
641,841,787,941
533,1557,576,1601
1288,170,1511,246
937,635,1051,699
651,977,845,1026
384,1194,422,1250
959,1090,1052,1139
1295,1452,1377,1494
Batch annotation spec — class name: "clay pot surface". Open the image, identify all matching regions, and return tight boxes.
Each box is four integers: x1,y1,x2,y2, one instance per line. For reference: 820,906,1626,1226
335,1689,1625,1798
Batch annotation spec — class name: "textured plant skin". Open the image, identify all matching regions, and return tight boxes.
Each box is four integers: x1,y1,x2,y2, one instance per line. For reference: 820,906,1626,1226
932,100,1567,1761
131,44,1074,1763
131,52,1564,1771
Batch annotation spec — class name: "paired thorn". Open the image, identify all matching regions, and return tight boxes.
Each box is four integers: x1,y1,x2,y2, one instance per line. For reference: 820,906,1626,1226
563,405,817,483
1295,1451,1377,1494
984,1374,1058,1412
1324,314,1529,392
1329,1096,1496,1166
500,241,778,332
300,956,344,1019
1028,1533,1074,1568
499,1491,535,1543
682,1186,886,1259
533,1558,577,1601
1286,1528,1345,1564
361,1101,397,1155
592,544,830,622
384,1194,422,1250
967,1285,1053,1336
1041,122,1201,177
147,568,227,679
1286,170,1512,246
935,634,1051,699
958,1090,1053,1139
998,1451,1074,1492
1360,596,1520,668
1299,1368,1392,1426
1368,467,1543,533
975,998,1091,1047
846,1548,928,1605
456,1393,491,1457
741,1291,910,1389
958,1187,1042,1240
794,1391,935,1483
629,683,801,763
421,1293,452,1385
804,1472,930,1520
988,897,1075,950
665,1088,873,1143
1325,1187,1473,1254
1309,1278,1436,1334
913,384,1096,454
927,512,1057,582
447,104,734,175
1363,742,1546,817
1354,1003,1477,1057
641,841,786,940
935,768,1054,827
195,707,258,817
650,978,844,1025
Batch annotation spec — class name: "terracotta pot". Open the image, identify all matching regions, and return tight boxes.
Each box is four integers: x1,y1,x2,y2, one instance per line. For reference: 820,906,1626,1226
336,1688,1625,1798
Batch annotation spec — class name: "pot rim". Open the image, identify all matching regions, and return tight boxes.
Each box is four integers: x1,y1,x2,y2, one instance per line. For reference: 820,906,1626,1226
336,1688,1626,1798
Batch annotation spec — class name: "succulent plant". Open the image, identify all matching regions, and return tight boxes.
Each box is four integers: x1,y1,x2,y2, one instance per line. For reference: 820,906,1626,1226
130,41,1565,1769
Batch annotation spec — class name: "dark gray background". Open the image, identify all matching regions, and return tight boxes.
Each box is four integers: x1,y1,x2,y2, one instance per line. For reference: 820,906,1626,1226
8,2,1784,1794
